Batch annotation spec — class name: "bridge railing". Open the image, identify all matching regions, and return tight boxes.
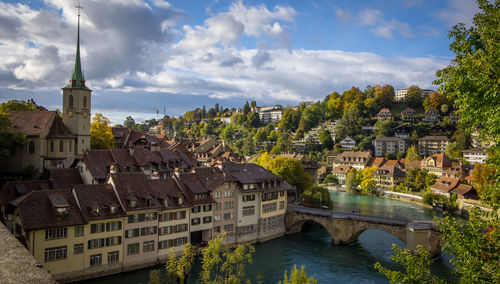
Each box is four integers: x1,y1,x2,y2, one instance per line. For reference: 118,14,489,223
287,204,435,229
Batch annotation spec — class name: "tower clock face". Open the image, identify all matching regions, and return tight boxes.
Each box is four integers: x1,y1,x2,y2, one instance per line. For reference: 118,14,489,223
82,111,88,118
68,110,74,118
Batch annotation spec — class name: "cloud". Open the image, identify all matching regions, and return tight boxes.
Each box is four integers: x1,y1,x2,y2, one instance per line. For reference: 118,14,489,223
358,9,384,26
371,19,414,40
334,7,351,23
435,0,480,26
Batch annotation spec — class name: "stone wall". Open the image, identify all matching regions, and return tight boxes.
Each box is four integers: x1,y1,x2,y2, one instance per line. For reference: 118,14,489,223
0,222,56,284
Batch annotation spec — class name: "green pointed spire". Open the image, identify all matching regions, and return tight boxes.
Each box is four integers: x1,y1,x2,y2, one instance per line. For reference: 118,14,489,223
66,7,89,90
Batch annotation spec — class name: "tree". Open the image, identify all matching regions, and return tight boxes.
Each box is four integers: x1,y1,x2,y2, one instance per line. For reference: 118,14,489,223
165,243,197,283
345,168,358,192
123,116,136,128
90,113,114,149
220,125,234,141
405,145,421,163
200,123,214,138
373,120,397,138
280,265,317,284
200,233,255,284
374,245,446,284
319,128,334,150
326,91,343,119
268,157,313,193
242,101,250,115
336,105,362,140
434,0,499,148
471,163,496,197
0,112,27,162
323,174,338,185
360,166,377,195
404,85,423,108
0,99,39,112
374,84,394,108
302,185,333,209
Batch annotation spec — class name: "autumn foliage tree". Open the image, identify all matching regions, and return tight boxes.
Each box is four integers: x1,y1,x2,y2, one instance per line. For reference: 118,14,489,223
90,113,114,149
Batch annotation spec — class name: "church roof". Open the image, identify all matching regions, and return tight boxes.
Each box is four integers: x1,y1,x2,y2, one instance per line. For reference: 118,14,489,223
64,10,91,91
8,111,56,136
47,116,75,138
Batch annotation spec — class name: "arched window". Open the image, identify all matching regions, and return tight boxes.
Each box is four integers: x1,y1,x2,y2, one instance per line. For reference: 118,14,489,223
59,140,64,152
83,96,87,108
69,95,74,108
28,142,35,154
50,140,54,152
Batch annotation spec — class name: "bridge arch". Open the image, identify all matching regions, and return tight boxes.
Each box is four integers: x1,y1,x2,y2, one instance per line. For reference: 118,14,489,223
286,213,334,240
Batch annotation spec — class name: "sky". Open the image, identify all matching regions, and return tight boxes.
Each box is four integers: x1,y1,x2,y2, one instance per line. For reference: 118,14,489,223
0,0,480,124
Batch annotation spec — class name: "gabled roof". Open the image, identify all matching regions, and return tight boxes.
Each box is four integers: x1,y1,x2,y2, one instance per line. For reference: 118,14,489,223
368,157,386,168
375,164,406,177
82,150,115,180
430,176,460,193
133,146,162,166
194,167,225,191
73,184,127,221
8,111,56,136
401,107,416,115
15,190,86,231
332,165,351,174
49,168,84,189
46,116,75,138
176,173,217,205
110,149,137,167
0,180,54,206
419,135,450,142
377,108,392,115
421,154,452,168
110,172,162,211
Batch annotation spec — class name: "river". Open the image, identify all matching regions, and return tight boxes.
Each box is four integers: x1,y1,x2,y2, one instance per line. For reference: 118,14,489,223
80,191,457,284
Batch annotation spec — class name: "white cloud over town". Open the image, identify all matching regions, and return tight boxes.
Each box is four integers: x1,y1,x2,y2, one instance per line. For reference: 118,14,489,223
0,0,472,123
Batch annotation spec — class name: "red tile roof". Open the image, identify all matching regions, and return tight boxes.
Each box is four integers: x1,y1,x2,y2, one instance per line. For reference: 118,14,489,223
49,168,84,189
73,184,127,221
8,111,56,136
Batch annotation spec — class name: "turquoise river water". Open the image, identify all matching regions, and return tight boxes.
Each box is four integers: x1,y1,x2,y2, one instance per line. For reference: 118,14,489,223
80,191,457,284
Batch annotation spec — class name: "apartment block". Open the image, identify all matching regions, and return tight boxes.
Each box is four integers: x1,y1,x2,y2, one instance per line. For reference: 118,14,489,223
373,137,406,157
418,136,450,156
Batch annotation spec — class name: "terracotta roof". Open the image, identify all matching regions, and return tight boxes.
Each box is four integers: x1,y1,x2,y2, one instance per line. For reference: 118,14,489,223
375,164,406,177
110,172,162,211
421,154,452,168
0,180,54,206
176,173,216,205
46,116,75,138
377,108,391,115
8,111,56,136
405,160,421,169
49,168,84,189
430,177,460,193
158,148,182,163
133,146,162,166
110,149,137,167
82,150,115,180
148,179,186,209
332,165,352,174
368,157,386,168
16,189,86,231
450,184,474,196
221,162,293,192
384,160,403,168
112,127,131,145
194,167,225,191
401,107,416,115
73,184,127,221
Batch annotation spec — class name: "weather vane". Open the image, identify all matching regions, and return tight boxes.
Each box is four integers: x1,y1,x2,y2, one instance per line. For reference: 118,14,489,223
75,0,83,17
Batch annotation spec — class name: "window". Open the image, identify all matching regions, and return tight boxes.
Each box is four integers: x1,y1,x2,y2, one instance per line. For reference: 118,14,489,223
224,182,230,189
242,195,255,202
177,237,187,246
280,191,285,197
127,243,140,255
45,246,67,262
146,196,153,207
74,226,84,237
224,190,234,197
28,142,35,154
91,223,105,233
203,204,212,212
140,226,157,236
214,202,222,210
192,206,201,213
223,213,233,220
69,95,73,108
90,254,102,266
280,201,285,210
191,218,200,225
88,238,105,249
108,251,119,264
56,207,69,217
203,216,212,224
125,228,140,238
243,206,255,217
106,236,122,246
50,140,54,152
59,140,64,152
45,228,67,240
262,202,278,213
224,224,233,232
143,240,155,252
214,214,221,222
83,96,87,108
214,191,222,198
224,201,234,209
110,206,118,215
74,243,83,255
128,214,137,223
214,226,221,233
92,206,101,216
106,221,122,231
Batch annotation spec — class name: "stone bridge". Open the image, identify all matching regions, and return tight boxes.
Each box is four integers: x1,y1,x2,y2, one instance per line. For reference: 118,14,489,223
286,205,442,257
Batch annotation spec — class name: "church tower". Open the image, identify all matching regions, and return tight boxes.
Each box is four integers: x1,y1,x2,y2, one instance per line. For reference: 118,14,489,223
62,3,91,155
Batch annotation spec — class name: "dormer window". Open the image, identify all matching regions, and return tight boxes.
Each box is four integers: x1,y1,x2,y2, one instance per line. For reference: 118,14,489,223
164,199,169,208
129,199,137,208
110,206,118,215
56,207,69,217
178,197,183,205
92,206,101,216
146,196,154,207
